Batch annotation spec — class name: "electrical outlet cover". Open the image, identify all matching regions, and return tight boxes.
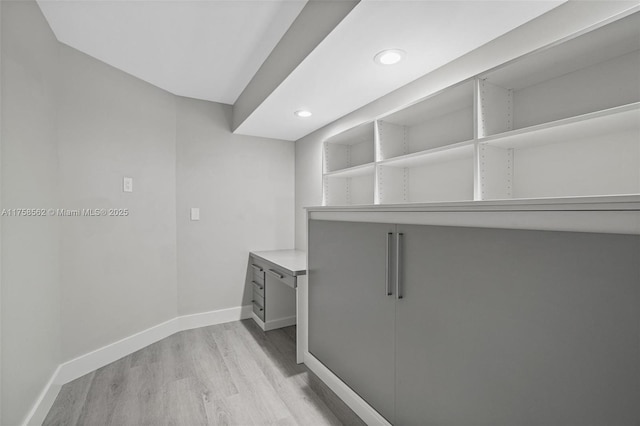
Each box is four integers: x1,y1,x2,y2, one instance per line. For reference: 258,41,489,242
123,177,133,192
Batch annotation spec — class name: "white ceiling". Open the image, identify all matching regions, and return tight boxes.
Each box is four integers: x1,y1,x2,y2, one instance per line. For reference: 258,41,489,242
236,0,565,140
37,0,565,141
37,0,307,105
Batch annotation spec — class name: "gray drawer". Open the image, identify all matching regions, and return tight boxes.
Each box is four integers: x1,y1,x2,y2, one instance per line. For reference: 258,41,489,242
252,280,265,297
252,299,264,321
252,291,264,308
265,267,296,289
250,262,265,283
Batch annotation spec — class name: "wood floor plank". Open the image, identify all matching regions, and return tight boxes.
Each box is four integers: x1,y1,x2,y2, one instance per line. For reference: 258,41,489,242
75,354,131,425
189,327,239,400
45,321,364,426
202,393,257,426
109,361,165,426
130,338,162,368
210,324,291,424
166,377,209,426
234,321,350,426
42,372,94,426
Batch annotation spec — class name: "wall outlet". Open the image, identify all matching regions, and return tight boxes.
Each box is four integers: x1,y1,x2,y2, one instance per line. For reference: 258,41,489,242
123,177,133,193
190,208,200,221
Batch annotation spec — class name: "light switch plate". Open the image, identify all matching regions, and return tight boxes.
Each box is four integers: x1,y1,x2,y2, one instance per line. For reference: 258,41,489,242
123,177,133,193
190,208,200,221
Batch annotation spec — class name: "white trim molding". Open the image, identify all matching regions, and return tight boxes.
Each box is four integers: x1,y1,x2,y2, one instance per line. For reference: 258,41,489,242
55,317,180,386
23,305,253,426
179,305,253,332
304,352,391,426
265,315,296,331
251,312,297,332
22,368,62,426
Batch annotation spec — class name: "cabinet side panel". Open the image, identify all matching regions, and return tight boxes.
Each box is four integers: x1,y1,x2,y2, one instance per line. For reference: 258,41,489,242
377,121,407,160
324,177,349,206
407,107,474,153
478,79,513,137
396,225,640,425
479,145,513,200
308,220,396,423
512,129,640,198
264,275,296,323
407,157,474,203
349,140,375,167
348,174,375,205
326,143,350,172
377,166,407,205
513,50,640,130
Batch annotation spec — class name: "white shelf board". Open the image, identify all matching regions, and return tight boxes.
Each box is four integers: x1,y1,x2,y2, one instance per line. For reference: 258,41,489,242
379,80,474,127
483,11,640,90
479,103,640,150
324,162,375,178
378,140,475,168
325,121,374,146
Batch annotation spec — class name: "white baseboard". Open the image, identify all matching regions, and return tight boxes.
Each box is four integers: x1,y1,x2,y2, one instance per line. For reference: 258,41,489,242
55,317,181,385
23,304,253,426
179,305,253,331
265,314,296,331
250,312,296,331
251,312,266,329
22,367,62,426
304,352,391,426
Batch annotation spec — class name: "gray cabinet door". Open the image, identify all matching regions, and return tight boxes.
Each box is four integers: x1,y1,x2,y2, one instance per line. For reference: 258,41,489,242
395,225,640,426
308,219,396,423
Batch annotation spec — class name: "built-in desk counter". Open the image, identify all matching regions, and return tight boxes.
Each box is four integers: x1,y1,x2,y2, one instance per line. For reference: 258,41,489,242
249,250,306,330
249,250,307,364
250,250,307,283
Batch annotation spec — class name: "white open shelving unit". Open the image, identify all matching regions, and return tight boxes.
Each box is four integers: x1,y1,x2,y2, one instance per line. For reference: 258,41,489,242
322,10,640,206
323,122,376,206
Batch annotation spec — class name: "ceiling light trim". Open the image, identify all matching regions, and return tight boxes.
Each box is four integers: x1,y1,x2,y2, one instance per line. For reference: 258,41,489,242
374,49,406,65
294,110,313,118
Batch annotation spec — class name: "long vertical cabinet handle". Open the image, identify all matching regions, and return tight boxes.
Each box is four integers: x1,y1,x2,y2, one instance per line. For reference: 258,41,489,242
386,232,393,296
396,232,404,299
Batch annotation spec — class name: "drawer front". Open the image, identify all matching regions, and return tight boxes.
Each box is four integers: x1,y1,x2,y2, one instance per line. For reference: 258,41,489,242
250,261,265,283
252,291,264,308
253,269,264,284
265,267,296,289
252,299,264,321
252,280,265,297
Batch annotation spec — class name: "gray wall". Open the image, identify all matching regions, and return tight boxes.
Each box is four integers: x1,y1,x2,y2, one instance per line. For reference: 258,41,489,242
57,45,178,361
176,97,294,315
1,1,295,423
1,2,61,425
1,2,4,421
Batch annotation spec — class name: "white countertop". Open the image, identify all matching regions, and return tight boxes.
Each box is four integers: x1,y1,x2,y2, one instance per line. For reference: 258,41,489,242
305,194,640,212
306,195,640,235
250,250,307,276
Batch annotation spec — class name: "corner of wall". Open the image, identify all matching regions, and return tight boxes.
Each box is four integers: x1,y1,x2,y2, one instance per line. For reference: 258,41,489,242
0,1,4,422
1,1,62,424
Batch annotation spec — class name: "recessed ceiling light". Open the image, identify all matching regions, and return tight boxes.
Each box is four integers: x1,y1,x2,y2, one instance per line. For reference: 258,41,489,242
374,49,406,65
294,110,312,118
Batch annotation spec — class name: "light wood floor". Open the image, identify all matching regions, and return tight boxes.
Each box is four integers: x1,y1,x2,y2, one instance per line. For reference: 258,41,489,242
43,320,366,426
